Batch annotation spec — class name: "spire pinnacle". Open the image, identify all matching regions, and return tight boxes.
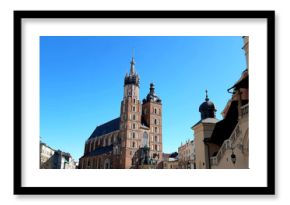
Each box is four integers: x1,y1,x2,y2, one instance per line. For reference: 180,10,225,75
205,89,209,101
130,50,135,75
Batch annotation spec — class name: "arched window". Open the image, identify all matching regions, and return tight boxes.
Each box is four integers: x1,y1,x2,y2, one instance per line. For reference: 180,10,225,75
154,108,157,114
132,132,135,139
133,114,136,120
133,123,136,129
155,135,158,142
154,119,157,125
155,127,158,133
143,132,148,147
132,141,136,148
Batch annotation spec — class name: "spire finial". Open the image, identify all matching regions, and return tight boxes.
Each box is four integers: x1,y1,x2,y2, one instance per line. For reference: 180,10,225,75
205,89,209,101
130,50,135,74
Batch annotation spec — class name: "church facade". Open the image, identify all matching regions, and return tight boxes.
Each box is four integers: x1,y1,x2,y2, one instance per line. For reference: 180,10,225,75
79,57,163,169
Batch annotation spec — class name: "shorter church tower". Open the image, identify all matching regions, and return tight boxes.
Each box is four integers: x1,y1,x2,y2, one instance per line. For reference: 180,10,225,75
142,83,163,162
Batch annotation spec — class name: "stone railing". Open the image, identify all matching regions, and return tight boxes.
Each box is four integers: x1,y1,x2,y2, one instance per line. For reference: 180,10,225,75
210,124,241,166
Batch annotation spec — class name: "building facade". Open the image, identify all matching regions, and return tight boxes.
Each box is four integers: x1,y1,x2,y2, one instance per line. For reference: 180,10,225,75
161,152,179,169
79,57,163,169
40,142,77,169
178,139,196,169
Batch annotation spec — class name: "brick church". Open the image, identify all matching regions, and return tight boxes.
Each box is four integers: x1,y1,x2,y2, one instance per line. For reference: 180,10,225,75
79,56,163,169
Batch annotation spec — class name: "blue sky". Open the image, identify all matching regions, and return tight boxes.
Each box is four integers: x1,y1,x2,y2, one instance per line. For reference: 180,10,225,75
40,36,246,161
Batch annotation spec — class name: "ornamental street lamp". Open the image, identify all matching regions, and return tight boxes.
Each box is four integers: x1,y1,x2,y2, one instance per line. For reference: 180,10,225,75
231,150,236,164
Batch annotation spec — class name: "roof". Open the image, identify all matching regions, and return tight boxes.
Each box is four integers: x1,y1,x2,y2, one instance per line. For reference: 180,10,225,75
89,117,120,139
191,118,219,129
228,69,249,91
84,145,113,157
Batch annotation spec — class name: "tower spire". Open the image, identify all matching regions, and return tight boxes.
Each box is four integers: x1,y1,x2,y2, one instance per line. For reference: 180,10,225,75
130,49,135,75
205,89,209,101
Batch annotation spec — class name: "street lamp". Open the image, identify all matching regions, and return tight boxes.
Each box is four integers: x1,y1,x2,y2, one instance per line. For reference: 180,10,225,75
231,150,236,164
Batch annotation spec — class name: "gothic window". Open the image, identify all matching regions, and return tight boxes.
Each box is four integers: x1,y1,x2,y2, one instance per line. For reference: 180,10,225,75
155,135,158,142
132,132,135,139
155,144,158,151
132,106,136,112
133,98,136,103
143,132,148,147
133,114,135,120
133,123,136,129
133,141,136,148
154,119,157,125
155,127,158,133
154,108,157,114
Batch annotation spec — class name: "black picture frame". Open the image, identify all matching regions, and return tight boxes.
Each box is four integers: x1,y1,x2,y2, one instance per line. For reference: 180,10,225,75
14,10,275,195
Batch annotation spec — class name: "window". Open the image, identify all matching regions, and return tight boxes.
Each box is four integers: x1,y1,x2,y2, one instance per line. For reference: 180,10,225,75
155,135,158,142
132,132,135,139
155,144,158,151
133,114,135,120
132,106,136,112
155,127,158,133
154,108,157,114
133,123,136,129
133,141,136,148
133,98,136,103
154,119,157,125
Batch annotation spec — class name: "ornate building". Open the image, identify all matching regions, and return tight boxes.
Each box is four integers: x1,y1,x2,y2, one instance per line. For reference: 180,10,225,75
79,56,163,169
192,36,249,169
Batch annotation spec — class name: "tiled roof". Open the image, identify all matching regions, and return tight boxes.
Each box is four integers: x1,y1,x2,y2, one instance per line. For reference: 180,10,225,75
89,117,120,139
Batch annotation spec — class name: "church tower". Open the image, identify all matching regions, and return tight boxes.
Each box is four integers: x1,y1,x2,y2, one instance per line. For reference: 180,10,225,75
119,56,142,168
142,83,163,162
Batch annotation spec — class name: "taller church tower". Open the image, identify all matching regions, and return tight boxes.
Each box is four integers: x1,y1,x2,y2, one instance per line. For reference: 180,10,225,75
119,57,142,168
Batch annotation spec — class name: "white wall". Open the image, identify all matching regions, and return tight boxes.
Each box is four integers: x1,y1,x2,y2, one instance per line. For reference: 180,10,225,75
0,0,288,204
